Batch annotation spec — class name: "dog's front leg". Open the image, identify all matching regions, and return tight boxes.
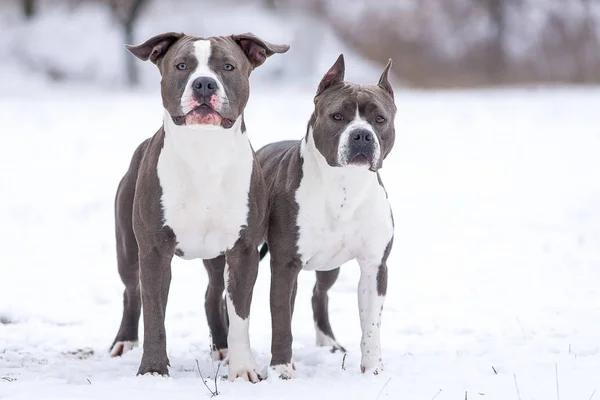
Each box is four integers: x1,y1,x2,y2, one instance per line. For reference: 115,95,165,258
137,228,176,376
203,256,229,362
269,256,301,379
224,244,261,382
357,251,389,375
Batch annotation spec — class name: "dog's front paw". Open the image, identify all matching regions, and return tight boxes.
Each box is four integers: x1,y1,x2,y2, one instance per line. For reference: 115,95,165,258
110,340,138,357
137,356,169,377
269,363,296,380
227,359,261,383
360,360,383,376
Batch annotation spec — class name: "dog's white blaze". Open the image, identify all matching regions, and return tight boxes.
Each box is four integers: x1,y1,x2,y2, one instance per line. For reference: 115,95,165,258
157,112,252,260
224,265,260,382
357,260,385,373
192,39,212,76
336,106,381,167
295,127,393,271
180,40,228,114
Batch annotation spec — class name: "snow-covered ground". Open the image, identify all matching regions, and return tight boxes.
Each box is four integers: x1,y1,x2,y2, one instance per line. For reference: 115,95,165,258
1,83,600,399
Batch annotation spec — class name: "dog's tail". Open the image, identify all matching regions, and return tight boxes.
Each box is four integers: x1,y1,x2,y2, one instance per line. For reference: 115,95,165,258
259,243,269,261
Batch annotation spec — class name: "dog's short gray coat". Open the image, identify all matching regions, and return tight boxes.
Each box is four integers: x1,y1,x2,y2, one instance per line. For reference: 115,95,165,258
257,55,397,379
109,32,288,382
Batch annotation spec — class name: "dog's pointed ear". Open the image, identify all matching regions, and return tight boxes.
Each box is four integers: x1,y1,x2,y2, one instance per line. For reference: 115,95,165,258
378,59,394,99
316,54,345,98
232,33,290,69
125,32,184,65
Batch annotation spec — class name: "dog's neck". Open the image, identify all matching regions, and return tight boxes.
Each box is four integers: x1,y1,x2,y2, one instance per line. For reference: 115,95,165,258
162,110,248,171
301,126,378,214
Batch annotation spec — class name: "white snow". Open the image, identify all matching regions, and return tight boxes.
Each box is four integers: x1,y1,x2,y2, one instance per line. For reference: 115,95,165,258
1,83,600,399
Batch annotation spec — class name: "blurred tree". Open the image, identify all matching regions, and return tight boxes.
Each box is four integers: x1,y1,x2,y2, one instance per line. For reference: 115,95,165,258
22,0,36,19
12,0,600,88
482,0,508,83
261,0,326,83
263,0,277,10
109,0,148,87
575,0,596,82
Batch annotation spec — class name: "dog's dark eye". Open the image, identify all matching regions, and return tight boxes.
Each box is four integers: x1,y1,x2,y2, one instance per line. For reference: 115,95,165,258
224,63,234,71
375,115,386,124
176,63,187,70
332,113,343,121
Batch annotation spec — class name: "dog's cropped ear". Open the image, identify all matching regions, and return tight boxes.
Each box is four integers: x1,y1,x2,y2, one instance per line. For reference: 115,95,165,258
316,54,345,98
378,59,394,99
232,33,290,69
125,32,184,65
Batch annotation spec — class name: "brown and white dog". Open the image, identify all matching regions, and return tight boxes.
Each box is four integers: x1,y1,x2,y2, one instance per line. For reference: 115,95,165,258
257,55,396,379
109,32,288,382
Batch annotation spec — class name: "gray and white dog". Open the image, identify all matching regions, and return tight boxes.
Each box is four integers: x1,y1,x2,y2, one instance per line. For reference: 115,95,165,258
109,31,288,382
257,55,396,379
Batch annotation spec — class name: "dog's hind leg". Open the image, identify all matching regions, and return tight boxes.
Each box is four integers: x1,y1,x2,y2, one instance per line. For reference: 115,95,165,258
110,140,149,357
203,256,229,362
312,268,346,353
110,176,141,357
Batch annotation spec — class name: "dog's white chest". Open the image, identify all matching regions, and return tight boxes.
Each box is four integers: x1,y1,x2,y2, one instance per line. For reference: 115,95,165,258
157,125,253,260
295,140,393,270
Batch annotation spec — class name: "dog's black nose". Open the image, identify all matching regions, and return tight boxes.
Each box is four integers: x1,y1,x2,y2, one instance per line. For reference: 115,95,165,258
192,77,218,97
351,129,373,145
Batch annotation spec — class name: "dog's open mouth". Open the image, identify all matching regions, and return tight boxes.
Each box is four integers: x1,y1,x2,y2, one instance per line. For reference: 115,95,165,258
172,104,234,128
